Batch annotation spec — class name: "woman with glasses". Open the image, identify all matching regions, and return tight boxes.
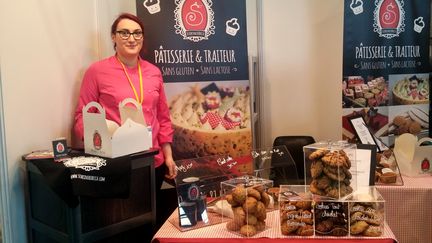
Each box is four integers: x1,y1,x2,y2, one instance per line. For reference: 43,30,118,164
73,13,177,192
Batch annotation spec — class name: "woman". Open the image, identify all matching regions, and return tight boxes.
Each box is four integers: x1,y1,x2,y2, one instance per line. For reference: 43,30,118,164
73,13,177,190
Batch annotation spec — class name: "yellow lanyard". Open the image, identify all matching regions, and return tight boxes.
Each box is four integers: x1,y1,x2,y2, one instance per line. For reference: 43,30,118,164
117,56,144,104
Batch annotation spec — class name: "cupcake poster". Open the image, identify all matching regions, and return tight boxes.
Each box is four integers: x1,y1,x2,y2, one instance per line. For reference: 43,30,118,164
342,0,431,145
137,1,252,160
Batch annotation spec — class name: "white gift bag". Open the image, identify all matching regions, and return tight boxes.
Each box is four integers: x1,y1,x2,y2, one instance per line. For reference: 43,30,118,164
394,133,432,177
83,98,152,158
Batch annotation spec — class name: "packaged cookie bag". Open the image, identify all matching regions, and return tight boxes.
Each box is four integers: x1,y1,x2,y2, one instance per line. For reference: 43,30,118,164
304,141,357,199
221,176,273,237
279,185,314,236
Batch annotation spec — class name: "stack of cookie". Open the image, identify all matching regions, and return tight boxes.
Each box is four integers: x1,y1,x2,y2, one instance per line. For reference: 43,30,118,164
314,200,349,236
279,186,314,236
347,187,385,237
349,201,384,236
308,146,354,199
221,176,273,237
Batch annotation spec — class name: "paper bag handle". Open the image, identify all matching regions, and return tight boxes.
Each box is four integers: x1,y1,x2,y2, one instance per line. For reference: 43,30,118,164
417,137,432,146
83,101,105,116
119,98,142,111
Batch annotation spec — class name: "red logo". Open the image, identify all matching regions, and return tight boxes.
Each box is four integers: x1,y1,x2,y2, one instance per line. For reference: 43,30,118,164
93,130,102,150
188,185,199,200
421,158,430,172
174,0,215,42
56,142,65,153
373,0,405,39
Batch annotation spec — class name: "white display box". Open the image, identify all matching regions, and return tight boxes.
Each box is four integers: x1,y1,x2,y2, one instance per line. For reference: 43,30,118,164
83,98,152,158
304,141,357,199
220,176,273,237
346,186,385,237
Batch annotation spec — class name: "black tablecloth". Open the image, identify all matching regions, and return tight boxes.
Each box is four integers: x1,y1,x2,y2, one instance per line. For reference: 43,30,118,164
26,153,131,208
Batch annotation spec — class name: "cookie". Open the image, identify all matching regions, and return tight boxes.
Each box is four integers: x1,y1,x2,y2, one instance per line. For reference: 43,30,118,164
316,175,331,189
232,185,247,204
323,166,346,181
315,219,333,233
240,224,257,237
310,180,325,195
364,225,383,237
246,214,258,225
309,149,329,160
226,194,238,206
260,191,270,207
296,225,313,236
242,197,258,214
321,152,349,168
255,201,267,221
226,220,243,231
350,221,369,235
232,206,246,225
247,188,261,200
280,220,299,235
310,160,324,178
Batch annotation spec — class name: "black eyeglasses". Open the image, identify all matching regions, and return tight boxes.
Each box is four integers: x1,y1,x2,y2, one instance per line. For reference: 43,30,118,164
116,30,143,40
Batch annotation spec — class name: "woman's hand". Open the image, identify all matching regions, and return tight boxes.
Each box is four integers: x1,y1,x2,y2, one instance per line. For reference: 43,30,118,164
164,157,177,179
162,143,177,179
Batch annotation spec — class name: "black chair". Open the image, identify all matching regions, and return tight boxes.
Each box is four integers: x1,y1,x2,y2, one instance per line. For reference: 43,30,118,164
272,136,316,184
267,145,300,186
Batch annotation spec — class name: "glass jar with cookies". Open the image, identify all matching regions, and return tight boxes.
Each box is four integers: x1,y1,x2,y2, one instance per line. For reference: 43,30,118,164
220,176,273,237
304,141,357,200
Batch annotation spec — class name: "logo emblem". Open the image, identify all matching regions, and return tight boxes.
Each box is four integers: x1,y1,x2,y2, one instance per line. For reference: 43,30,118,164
143,0,161,14
56,142,65,153
350,0,364,15
226,18,240,36
414,17,425,33
93,130,102,150
64,156,107,172
188,184,199,200
174,0,215,42
421,158,430,172
373,0,405,39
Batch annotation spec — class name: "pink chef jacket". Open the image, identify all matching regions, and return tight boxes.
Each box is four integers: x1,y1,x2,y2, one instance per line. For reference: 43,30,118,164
74,55,173,167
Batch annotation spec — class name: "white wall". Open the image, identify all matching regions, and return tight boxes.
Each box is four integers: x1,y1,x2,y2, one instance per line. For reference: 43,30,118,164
0,1,134,242
260,0,344,146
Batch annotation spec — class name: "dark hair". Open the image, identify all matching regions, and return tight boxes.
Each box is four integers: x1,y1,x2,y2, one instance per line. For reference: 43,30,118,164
111,13,145,51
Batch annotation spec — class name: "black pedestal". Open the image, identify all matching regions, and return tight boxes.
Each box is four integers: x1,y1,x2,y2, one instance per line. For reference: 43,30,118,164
24,151,157,243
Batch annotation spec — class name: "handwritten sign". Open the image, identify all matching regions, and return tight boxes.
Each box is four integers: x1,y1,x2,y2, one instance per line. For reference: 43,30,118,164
174,154,252,198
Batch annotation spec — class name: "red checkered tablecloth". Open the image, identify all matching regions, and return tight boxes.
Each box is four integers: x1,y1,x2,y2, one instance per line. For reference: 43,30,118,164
377,175,432,243
152,209,397,243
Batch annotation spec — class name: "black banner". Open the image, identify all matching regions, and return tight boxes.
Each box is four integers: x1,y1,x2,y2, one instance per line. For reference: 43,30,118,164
342,0,431,145
137,0,252,160
137,0,249,82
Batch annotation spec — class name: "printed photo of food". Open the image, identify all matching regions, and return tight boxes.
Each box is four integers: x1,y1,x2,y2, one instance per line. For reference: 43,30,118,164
389,73,429,106
388,104,429,137
165,81,252,160
342,75,389,108
342,107,389,143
